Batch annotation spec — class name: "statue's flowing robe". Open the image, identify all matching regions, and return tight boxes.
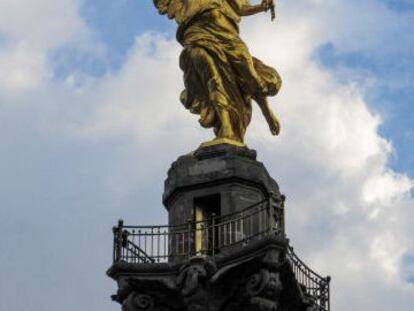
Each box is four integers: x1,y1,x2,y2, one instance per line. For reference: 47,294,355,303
154,0,282,142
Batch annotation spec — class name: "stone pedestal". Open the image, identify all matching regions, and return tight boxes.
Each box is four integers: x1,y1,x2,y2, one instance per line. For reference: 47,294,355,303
107,144,330,311
163,144,284,228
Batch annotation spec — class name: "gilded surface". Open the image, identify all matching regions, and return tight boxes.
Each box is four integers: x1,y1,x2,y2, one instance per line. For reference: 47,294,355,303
153,0,282,145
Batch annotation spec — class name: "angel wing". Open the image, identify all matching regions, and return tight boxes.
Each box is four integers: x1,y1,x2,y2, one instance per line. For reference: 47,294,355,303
153,0,184,20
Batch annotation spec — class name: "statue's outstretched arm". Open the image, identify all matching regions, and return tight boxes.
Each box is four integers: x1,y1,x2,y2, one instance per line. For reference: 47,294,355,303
227,0,273,17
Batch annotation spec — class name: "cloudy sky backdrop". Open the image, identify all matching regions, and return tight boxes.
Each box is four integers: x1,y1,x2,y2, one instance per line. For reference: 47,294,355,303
0,0,413,310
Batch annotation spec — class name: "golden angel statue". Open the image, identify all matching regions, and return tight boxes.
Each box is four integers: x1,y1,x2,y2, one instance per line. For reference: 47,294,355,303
153,0,282,146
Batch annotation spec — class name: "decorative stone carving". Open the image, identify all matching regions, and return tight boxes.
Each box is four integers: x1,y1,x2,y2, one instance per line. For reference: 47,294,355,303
123,293,155,311
177,258,217,311
246,269,283,311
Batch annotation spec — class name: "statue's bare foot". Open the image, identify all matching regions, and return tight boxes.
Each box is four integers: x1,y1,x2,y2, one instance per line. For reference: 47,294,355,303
253,94,281,136
266,112,280,136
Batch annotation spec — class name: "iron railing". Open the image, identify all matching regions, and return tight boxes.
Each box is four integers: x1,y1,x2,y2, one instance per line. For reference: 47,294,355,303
112,199,284,263
287,247,331,311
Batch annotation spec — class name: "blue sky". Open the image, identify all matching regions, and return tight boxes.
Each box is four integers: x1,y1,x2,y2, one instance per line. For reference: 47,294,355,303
0,1,413,311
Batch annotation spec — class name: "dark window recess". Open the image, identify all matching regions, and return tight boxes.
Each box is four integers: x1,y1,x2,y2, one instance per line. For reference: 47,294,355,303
194,194,221,219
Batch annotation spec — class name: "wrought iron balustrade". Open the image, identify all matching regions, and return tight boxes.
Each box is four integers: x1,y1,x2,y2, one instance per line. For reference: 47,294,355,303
287,247,331,311
112,199,284,264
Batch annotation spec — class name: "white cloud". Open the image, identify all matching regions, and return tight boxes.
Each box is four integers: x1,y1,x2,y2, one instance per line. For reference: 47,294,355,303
0,0,95,95
0,41,48,93
0,0,86,47
77,34,187,143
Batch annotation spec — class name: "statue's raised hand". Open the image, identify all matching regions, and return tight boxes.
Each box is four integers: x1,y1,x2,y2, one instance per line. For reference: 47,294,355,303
261,0,276,20
260,0,272,11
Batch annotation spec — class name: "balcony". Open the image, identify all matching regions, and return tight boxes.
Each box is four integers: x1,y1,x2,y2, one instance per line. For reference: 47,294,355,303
110,199,330,311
